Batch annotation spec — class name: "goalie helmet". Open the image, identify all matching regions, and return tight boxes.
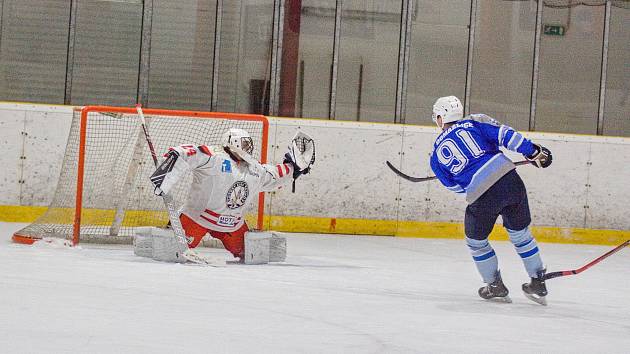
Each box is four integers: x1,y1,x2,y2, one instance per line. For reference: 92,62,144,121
222,128,254,158
432,96,463,128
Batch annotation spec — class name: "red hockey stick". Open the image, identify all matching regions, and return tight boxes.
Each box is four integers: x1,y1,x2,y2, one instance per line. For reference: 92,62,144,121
544,239,629,280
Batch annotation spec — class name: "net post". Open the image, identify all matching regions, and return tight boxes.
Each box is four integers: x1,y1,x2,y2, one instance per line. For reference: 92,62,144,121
73,107,90,246
257,117,270,230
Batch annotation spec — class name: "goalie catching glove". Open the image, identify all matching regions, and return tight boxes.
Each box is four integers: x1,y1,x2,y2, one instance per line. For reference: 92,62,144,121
283,131,316,179
284,153,310,179
526,143,552,168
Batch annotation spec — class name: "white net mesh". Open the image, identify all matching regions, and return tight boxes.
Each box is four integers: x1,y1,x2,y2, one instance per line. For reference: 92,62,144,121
14,107,267,244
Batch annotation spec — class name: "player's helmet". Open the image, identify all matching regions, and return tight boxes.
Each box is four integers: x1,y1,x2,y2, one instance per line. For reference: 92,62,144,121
432,96,463,127
222,128,254,158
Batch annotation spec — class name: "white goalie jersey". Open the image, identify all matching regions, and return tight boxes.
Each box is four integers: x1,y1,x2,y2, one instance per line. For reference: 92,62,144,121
152,144,295,233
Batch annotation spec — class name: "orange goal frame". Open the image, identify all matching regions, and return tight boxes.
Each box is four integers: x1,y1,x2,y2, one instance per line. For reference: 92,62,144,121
13,105,269,246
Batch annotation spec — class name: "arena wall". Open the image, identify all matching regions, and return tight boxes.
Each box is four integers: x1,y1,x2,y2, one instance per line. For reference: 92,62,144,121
1,102,628,245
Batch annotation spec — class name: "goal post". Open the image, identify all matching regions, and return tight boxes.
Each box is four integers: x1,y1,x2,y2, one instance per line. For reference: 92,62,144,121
13,105,269,246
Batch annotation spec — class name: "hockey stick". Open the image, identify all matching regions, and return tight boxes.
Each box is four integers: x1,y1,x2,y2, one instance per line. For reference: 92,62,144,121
136,104,223,266
386,160,531,183
543,239,629,280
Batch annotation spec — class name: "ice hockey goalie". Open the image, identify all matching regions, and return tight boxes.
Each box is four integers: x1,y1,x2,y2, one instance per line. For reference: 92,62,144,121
146,128,314,263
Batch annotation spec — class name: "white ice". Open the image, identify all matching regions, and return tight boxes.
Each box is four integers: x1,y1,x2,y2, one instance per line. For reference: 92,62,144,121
1,222,629,354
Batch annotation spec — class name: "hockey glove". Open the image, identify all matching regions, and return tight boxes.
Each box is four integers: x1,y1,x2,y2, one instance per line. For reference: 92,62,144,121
287,131,315,169
284,152,310,179
150,150,181,195
526,143,552,168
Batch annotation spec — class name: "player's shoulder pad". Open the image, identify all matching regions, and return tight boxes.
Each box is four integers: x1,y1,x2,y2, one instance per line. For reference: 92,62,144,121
469,113,501,127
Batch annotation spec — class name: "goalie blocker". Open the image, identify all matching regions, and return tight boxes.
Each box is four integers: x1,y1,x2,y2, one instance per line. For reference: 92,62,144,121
133,227,286,265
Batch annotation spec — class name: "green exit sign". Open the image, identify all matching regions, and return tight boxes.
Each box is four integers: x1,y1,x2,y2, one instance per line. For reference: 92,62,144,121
544,24,565,36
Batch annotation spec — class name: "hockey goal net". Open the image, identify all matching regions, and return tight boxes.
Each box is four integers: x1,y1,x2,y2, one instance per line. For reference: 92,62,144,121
13,106,268,245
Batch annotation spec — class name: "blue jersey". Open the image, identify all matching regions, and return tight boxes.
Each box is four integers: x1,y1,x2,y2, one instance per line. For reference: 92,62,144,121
430,114,536,203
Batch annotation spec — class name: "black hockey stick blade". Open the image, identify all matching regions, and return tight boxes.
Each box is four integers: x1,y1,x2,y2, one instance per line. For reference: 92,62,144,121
385,161,436,182
386,160,531,183
544,239,629,280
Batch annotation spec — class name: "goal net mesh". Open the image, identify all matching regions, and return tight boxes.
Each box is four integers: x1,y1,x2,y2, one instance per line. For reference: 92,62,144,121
14,107,267,244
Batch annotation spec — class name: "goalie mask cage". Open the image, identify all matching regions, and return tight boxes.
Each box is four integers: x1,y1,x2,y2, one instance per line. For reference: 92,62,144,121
12,106,269,246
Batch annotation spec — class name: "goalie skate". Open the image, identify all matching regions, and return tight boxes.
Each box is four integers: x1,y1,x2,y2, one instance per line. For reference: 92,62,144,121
182,249,226,267
134,227,225,267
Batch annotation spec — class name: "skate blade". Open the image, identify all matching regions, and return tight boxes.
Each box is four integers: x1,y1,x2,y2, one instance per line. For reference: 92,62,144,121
485,295,512,304
524,293,547,306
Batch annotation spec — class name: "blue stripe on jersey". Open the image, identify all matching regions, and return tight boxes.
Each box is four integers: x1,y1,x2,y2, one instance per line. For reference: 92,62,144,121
497,125,508,146
507,133,524,150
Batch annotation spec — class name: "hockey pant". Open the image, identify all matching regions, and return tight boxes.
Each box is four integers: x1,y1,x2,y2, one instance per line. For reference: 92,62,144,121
180,213,248,258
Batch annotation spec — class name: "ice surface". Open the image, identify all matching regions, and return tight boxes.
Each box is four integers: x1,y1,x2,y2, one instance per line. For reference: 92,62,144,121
1,222,629,353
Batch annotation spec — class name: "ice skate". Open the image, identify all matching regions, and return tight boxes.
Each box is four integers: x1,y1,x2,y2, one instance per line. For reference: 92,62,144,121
478,271,511,303
523,268,548,306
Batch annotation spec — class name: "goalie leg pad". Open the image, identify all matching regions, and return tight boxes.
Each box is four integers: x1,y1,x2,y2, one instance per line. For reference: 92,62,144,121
133,227,189,263
243,231,287,264
269,233,286,262
133,227,156,258
244,231,271,264
152,230,189,263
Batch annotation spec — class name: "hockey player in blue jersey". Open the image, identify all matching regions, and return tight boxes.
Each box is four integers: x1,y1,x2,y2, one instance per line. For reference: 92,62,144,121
429,96,552,304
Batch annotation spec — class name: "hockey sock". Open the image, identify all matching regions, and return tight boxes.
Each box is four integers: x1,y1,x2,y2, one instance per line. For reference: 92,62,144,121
507,227,544,278
466,237,499,284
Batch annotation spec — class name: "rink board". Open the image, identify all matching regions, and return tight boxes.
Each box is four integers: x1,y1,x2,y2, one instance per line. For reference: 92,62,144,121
1,102,629,245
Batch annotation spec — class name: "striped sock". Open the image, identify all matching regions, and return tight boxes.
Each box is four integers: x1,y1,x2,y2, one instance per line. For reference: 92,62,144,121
507,227,544,278
466,237,499,283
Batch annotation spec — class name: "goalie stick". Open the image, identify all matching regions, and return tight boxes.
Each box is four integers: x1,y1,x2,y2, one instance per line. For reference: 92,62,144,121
386,160,531,182
136,104,224,266
543,239,629,280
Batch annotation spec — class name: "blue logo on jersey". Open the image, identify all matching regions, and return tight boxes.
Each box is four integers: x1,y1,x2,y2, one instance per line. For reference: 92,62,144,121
221,160,232,173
